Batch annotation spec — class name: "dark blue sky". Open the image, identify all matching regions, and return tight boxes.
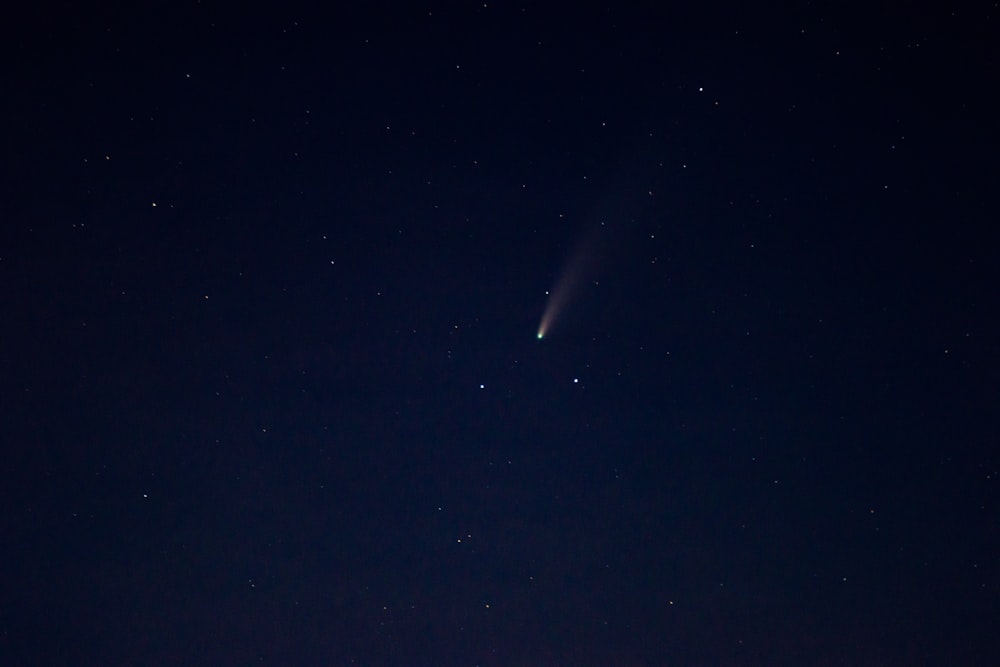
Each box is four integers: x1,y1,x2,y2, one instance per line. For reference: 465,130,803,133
2,2,997,664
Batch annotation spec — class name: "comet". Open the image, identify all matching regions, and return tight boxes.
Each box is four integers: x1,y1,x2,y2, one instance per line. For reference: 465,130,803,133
537,151,657,340
536,226,597,340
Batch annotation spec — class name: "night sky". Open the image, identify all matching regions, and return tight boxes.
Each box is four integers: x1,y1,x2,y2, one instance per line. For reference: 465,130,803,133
2,2,998,665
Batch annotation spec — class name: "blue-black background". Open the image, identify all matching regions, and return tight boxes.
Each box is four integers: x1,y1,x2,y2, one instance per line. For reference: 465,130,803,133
2,2,997,664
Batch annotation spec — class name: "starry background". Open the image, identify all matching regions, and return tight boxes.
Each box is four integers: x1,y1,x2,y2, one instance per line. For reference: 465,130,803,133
2,2,998,665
